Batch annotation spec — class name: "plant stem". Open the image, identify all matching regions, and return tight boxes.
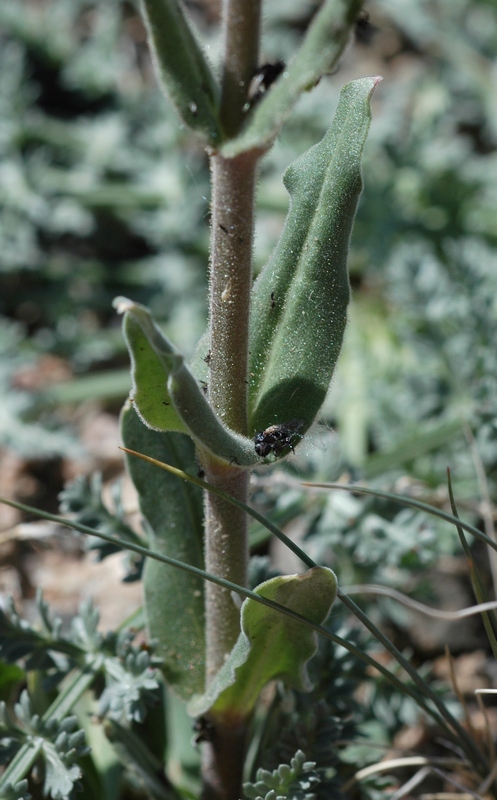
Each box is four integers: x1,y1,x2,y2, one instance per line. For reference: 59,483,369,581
218,0,261,138
204,0,261,683
200,718,247,800
205,133,258,692
201,2,262,797
208,152,257,434
203,465,249,681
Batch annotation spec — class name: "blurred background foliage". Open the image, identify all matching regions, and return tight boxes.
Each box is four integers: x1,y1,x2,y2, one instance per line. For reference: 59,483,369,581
2,0,497,608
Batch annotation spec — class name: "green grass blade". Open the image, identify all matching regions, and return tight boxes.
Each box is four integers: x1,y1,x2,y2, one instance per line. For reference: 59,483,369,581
303,481,497,555
447,469,497,660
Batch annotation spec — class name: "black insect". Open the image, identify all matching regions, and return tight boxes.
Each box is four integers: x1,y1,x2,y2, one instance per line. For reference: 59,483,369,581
192,716,215,745
254,419,304,458
355,9,375,44
247,61,285,106
270,291,276,309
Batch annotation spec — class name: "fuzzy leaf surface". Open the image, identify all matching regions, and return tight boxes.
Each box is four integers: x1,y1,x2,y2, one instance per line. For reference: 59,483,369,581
59,472,146,581
248,77,379,439
243,749,320,800
0,692,89,800
118,299,187,434
140,0,221,145
1,780,30,800
189,568,337,719
222,0,364,157
121,404,206,699
116,297,258,465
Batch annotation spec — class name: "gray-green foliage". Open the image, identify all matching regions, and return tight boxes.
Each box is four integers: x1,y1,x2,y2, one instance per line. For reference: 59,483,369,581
249,616,368,800
0,592,171,797
59,471,146,581
0,0,209,363
0,593,161,721
0,692,90,800
243,750,320,800
0,0,212,458
140,0,221,144
121,404,206,700
0,320,80,456
1,780,31,800
3,0,497,797
248,77,377,435
245,0,497,498
190,569,337,719
222,0,364,156
331,0,497,491
118,78,377,469
6,0,496,490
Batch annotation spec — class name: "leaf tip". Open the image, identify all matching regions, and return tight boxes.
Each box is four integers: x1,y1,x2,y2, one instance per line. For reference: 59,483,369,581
113,296,135,315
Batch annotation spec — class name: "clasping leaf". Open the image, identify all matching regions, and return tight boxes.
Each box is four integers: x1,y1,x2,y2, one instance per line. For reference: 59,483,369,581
115,297,259,466
248,77,380,439
189,567,337,720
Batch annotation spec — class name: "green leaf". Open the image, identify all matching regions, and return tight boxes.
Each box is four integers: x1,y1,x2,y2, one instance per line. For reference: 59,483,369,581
0,660,24,700
118,300,187,434
164,690,201,796
115,297,259,466
121,404,206,700
42,736,87,800
100,643,161,724
1,780,31,800
189,568,337,719
248,77,380,439
59,472,146,581
0,692,89,800
0,594,82,670
104,718,175,800
243,750,320,800
222,0,364,157
140,0,221,145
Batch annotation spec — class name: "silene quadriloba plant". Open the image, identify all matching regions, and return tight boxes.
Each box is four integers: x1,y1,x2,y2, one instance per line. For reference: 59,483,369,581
6,2,496,800
113,0,377,795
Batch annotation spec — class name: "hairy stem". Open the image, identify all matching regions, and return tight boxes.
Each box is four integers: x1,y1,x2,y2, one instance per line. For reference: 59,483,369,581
208,152,257,435
203,465,249,681
201,2,262,798
201,720,247,800
205,129,258,691
218,0,261,137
